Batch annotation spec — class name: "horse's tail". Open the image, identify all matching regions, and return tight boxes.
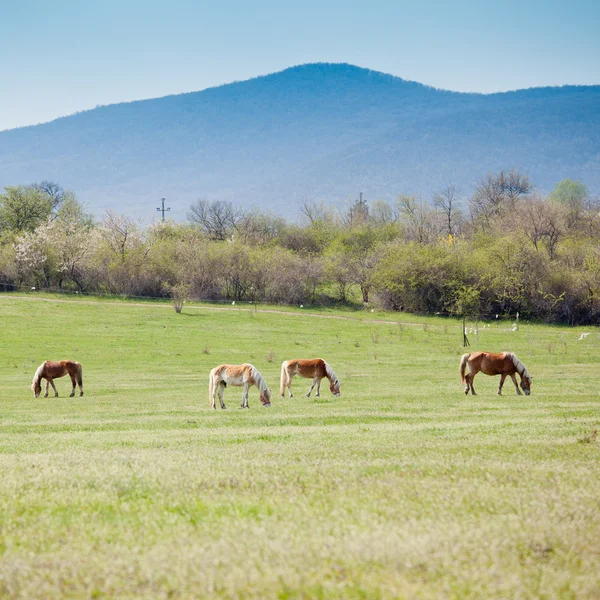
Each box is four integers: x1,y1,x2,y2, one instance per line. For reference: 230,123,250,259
459,353,471,383
208,369,215,406
76,362,83,386
280,361,288,396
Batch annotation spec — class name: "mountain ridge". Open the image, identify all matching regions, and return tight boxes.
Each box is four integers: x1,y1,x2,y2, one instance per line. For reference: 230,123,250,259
1,62,598,218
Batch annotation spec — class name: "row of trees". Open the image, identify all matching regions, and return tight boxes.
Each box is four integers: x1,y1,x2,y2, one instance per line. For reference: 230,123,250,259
1,173,599,325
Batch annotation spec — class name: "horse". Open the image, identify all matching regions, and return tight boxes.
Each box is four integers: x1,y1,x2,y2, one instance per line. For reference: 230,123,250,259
280,358,341,398
459,351,532,396
208,363,271,409
31,360,84,398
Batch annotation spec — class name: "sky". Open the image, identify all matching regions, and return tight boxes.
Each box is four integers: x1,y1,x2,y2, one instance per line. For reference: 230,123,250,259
1,0,599,131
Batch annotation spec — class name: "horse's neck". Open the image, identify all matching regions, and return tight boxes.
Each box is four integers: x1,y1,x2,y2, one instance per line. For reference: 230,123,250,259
324,362,336,383
511,355,528,378
32,366,43,384
251,368,267,392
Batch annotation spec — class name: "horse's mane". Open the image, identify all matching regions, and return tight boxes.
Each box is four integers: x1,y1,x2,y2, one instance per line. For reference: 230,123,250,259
510,353,531,381
248,364,269,394
32,363,44,385
324,361,338,384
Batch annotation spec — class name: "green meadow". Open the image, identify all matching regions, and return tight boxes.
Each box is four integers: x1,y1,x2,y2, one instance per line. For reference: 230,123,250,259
0,295,599,599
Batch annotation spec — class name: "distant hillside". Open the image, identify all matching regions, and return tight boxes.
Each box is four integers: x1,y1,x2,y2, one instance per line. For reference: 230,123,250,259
0,63,598,218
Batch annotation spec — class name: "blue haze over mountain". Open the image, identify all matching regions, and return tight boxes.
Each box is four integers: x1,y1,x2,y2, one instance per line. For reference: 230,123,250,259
0,63,598,218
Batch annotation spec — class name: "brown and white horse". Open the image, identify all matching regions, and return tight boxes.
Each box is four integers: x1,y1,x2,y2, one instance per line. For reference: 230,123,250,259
459,351,532,396
31,360,84,398
280,358,340,398
209,363,271,409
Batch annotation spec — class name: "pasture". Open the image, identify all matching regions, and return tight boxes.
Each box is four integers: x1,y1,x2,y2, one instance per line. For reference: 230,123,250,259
0,295,599,599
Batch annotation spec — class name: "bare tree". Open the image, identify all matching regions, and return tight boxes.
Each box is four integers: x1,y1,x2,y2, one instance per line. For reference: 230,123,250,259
32,181,65,211
397,195,435,244
299,198,330,225
100,211,142,261
187,199,245,241
520,196,563,259
433,185,462,238
470,169,532,229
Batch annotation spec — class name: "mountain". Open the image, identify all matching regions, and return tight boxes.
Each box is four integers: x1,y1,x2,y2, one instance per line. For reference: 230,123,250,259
0,63,598,219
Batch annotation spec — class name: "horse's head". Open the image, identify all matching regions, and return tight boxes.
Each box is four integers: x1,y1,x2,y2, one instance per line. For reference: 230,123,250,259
520,375,532,395
330,378,341,397
32,381,41,398
260,388,272,407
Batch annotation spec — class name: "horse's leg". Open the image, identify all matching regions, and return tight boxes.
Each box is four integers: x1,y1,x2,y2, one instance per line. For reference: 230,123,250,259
306,378,318,397
468,369,477,395
468,364,478,395
241,383,249,408
49,378,58,397
510,373,522,395
69,374,76,397
44,378,50,398
218,383,226,409
498,373,507,396
315,378,321,397
464,372,470,395
288,371,294,398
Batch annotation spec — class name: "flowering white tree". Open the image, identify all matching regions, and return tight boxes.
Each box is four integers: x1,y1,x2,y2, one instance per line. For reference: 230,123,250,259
14,223,56,288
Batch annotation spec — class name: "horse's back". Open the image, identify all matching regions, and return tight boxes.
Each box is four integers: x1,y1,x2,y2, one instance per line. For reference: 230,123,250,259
474,351,515,375
40,360,80,378
212,364,252,386
294,358,326,378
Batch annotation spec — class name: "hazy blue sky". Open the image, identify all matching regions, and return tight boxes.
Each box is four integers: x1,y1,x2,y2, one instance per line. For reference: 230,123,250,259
1,0,598,131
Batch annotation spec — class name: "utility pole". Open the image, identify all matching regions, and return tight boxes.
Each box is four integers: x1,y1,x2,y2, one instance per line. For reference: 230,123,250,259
156,197,170,221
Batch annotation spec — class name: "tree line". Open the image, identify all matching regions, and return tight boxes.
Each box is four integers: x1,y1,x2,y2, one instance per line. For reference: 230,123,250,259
0,172,599,325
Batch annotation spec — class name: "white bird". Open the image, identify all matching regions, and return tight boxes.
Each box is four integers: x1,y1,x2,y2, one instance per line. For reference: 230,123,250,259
579,333,590,340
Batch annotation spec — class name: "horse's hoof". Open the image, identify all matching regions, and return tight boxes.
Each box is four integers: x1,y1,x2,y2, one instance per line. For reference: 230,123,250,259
70,393,75,397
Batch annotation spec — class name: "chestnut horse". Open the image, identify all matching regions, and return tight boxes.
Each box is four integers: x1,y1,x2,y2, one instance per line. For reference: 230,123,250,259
459,351,532,396
209,363,271,409
31,360,84,398
280,358,340,398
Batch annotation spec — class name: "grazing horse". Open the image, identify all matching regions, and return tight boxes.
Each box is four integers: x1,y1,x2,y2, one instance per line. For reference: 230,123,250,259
280,358,341,398
459,351,532,396
209,363,271,409
31,360,84,398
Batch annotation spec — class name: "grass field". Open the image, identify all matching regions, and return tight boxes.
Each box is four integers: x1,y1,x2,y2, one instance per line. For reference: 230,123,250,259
0,294,599,599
